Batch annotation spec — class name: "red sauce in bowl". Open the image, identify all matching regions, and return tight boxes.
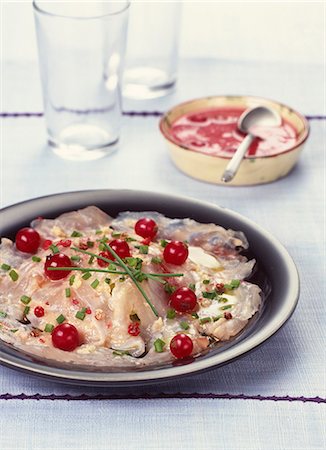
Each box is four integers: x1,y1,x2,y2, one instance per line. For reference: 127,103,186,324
170,107,298,158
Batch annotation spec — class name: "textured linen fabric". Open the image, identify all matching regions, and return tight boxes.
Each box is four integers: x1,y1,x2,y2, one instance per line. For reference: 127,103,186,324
0,59,325,450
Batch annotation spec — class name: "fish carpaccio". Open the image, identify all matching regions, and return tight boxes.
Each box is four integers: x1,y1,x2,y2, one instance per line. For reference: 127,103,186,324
0,206,261,367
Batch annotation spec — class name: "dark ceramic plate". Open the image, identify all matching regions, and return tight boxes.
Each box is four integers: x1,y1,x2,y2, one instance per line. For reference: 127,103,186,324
0,190,299,386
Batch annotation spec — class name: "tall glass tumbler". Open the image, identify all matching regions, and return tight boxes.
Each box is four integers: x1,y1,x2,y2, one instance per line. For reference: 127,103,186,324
123,1,181,99
33,1,129,161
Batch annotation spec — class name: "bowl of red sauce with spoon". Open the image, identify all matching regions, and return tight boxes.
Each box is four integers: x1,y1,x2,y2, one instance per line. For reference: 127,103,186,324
159,95,309,185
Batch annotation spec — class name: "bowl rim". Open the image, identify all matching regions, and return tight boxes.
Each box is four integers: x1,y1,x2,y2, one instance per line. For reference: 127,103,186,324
0,189,300,384
159,94,310,160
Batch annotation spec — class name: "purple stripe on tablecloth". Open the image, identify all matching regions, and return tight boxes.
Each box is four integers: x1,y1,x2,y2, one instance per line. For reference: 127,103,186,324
0,112,325,120
0,392,324,403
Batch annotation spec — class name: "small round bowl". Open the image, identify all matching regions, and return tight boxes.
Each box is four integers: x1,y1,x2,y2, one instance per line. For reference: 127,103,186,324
159,95,309,186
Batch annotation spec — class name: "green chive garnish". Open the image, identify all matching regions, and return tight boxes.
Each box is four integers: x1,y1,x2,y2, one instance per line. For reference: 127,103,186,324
203,279,210,285
154,338,166,353
202,291,217,300
20,295,31,305
95,230,103,235
82,272,92,280
213,315,223,321
44,324,54,333
69,275,75,286
49,244,59,254
151,256,162,264
23,306,30,315
0,311,7,318
166,308,176,319
75,310,86,320
32,256,41,263
104,278,111,284
87,241,94,248
191,312,199,319
199,317,212,324
91,279,99,289
71,230,83,237
65,288,71,298
112,350,131,356
1,263,11,271
88,256,95,264
224,279,240,290
180,321,190,330
188,283,196,291
9,270,18,281
164,283,176,294
218,297,228,303
125,237,137,242
71,255,81,262
10,329,18,333
138,245,148,255
160,239,168,248
111,232,121,238
220,305,232,310
56,314,65,324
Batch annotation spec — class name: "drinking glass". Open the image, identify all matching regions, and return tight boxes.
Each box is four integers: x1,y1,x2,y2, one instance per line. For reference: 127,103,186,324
123,1,181,99
33,1,129,161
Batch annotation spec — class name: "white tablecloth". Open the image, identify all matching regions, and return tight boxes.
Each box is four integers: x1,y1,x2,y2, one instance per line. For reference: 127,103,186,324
0,59,325,450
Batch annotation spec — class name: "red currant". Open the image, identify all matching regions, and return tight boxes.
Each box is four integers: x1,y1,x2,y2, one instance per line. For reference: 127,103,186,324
170,287,197,312
44,253,72,280
51,323,80,352
97,251,111,267
134,218,158,240
128,322,140,336
109,239,131,260
163,241,188,265
34,306,45,318
170,333,193,359
15,227,40,254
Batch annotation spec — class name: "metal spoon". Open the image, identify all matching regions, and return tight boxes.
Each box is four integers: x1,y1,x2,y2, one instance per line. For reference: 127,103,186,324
221,106,282,183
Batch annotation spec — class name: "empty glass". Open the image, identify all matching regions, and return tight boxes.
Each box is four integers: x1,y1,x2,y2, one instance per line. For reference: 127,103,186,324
33,1,129,160
123,1,182,99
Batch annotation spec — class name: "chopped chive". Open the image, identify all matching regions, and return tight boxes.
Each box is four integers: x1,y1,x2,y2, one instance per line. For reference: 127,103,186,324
151,256,162,264
112,350,131,356
98,242,106,251
138,245,148,255
23,306,30,315
224,279,240,290
202,291,217,300
0,311,7,318
56,314,65,324
199,317,212,324
49,244,59,254
220,305,232,310
9,270,19,281
88,255,95,264
65,288,71,298
91,279,99,289
10,329,18,333
1,263,11,271
87,241,94,248
203,279,210,285
108,263,116,271
44,323,54,333
20,295,31,305
125,237,137,242
111,231,121,238
160,239,168,248
32,256,41,263
218,297,228,303
69,275,76,286
166,308,176,319
180,321,190,330
104,277,111,284
213,315,223,321
71,230,83,237
125,257,141,267
164,283,176,295
75,310,86,320
188,283,196,291
154,338,166,353
95,229,103,235
82,272,92,280
191,312,199,319
71,255,81,262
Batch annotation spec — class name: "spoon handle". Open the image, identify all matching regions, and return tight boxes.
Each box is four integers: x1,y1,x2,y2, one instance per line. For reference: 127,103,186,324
221,134,255,183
